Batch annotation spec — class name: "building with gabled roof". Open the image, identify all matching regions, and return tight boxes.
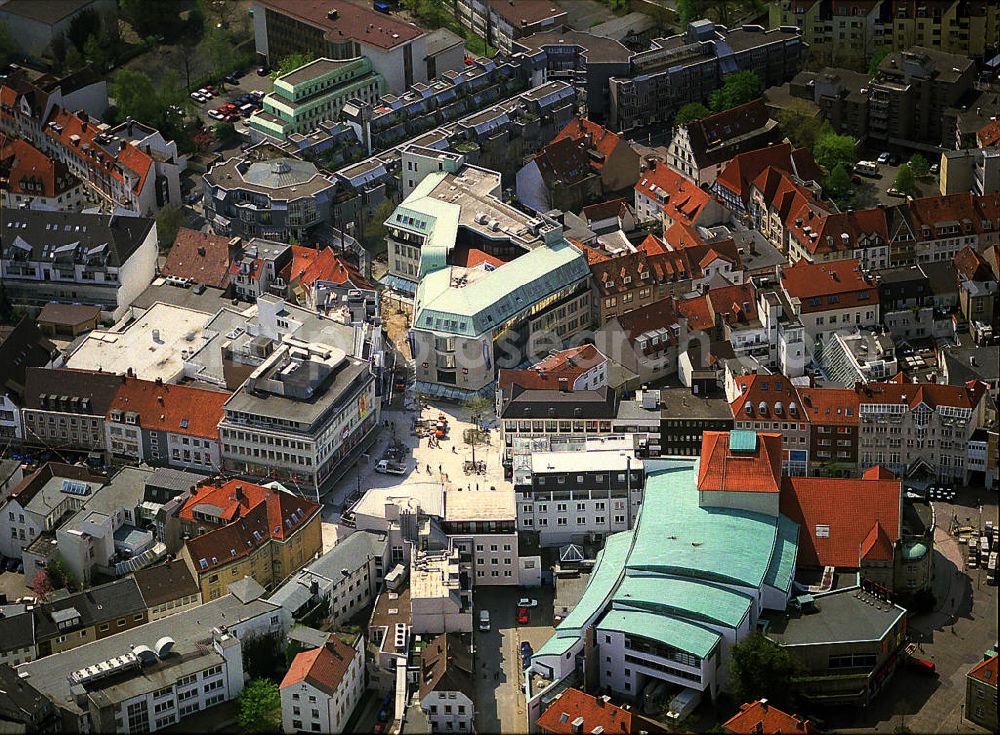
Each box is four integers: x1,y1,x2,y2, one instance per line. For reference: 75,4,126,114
418,633,476,732
0,137,83,211
0,317,57,441
537,687,667,734
176,479,322,600
104,376,229,472
161,228,237,290
280,633,365,734
714,141,822,214
634,159,724,230
498,345,608,395
729,372,811,476
722,698,813,734
667,99,782,186
965,654,998,732
550,115,641,193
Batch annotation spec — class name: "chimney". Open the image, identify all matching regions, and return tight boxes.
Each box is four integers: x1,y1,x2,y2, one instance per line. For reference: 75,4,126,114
571,716,585,734
558,377,569,392
760,698,769,711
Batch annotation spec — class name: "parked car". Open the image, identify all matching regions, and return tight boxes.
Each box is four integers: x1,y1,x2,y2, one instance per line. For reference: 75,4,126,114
189,92,206,102
207,109,224,120
478,610,490,631
886,187,907,198
224,73,239,85
517,597,538,608
908,657,937,676
256,66,269,76
929,163,939,174
877,151,891,164
517,607,529,625
375,460,406,476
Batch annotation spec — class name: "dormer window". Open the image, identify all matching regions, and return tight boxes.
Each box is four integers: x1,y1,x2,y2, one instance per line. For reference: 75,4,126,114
641,271,650,279
623,276,632,285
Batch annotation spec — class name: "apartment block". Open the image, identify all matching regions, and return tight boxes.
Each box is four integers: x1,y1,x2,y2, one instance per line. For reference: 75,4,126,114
250,57,384,142
768,0,891,68
608,21,804,133
0,137,84,211
455,0,566,55
20,368,123,454
418,634,476,733
280,633,365,735
0,208,157,320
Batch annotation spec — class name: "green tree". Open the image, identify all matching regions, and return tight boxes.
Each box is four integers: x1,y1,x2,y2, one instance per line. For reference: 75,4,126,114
155,206,185,249
242,632,286,681
825,162,852,199
893,164,918,196
201,30,238,84
908,153,930,178
867,47,891,76
777,100,830,151
271,52,314,79
67,8,101,51
83,34,106,70
119,0,184,40
64,44,84,71
730,633,799,707
362,197,399,252
213,122,237,145
111,68,161,124
674,102,711,125
709,71,761,112
813,130,857,173
238,679,281,733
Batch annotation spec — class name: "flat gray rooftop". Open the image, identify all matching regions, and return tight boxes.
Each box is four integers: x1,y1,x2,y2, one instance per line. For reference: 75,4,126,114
764,588,905,646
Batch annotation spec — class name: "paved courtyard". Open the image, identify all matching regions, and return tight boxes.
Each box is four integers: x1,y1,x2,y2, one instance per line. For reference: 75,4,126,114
827,488,998,734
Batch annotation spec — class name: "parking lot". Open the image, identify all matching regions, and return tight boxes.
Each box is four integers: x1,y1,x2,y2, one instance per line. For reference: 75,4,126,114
850,145,942,208
473,585,556,735
188,71,271,131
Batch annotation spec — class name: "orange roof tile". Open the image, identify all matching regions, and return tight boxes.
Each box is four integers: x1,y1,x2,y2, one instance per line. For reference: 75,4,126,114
553,116,623,171
0,137,79,198
968,655,998,686
537,688,661,735
635,162,710,226
498,345,606,392
953,245,994,283
662,221,705,250
979,119,1000,148
697,431,783,494
108,376,229,439
716,142,822,207
723,699,813,734
280,635,358,696
677,294,714,332
798,387,860,426
162,228,234,289
780,474,901,567
290,245,371,289
855,379,988,410
730,372,804,420
780,258,878,313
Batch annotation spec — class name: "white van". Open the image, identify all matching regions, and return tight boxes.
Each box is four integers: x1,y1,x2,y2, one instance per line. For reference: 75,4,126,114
855,160,879,176
478,610,490,632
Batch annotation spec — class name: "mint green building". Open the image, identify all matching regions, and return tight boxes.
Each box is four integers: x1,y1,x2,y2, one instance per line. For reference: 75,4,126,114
249,57,384,141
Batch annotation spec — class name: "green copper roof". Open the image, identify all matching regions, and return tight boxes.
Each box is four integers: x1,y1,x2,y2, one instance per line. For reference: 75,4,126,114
729,429,758,453
559,531,631,634
597,609,721,660
533,632,578,659
388,172,456,277
765,514,800,593
613,573,753,629
413,238,589,337
901,542,928,560
629,462,784,589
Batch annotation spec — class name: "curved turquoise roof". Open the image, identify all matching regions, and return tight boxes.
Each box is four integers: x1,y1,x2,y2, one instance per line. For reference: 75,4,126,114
598,609,721,660
902,542,928,560
614,573,753,629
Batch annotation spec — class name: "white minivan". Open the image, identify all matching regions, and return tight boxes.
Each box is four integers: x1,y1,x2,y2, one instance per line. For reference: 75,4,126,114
478,610,490,631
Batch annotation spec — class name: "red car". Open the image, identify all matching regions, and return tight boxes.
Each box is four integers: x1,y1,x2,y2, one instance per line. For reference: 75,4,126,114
517,606,529,625
908,657,937,676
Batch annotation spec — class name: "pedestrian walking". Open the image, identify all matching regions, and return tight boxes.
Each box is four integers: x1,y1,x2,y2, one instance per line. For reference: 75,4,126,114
427,464,431,474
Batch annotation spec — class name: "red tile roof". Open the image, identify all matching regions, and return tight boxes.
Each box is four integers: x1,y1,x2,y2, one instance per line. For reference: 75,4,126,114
707,282,757,327
797,387,860,426
256,0,423,49
662,221,705,250
553,116,623,172
582,197,631,222
537,688,660,735
684,99,777,168
290,245,372,289
184,480,320,572
44,107,154,195
639,233,669,255
723,699,813,734
697,431,783,494
677,294,714,332
162,228,235,289
730,372,805,421
863,465,895,480
968,655,998,686
107,376,229,439
635,162,710,226
953,245,994,283
780,474,901,567
855,379,988,410
0,137,79,198
498,345,606,391
616,297,681,347
533,136,595,186
780,258,878,313
280,635,358,696
979,119,1000,148
716,142,822,207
